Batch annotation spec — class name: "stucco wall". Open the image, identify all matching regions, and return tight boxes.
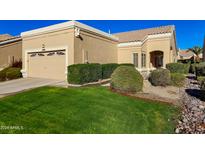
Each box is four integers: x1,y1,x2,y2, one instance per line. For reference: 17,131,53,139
117,35,174,69
146,38,171,68
170,32,177,62
118,46,141,64
74,30,118,64
0,40,22,68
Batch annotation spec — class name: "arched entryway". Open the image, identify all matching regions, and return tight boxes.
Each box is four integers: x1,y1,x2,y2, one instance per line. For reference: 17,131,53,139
150,51,164,68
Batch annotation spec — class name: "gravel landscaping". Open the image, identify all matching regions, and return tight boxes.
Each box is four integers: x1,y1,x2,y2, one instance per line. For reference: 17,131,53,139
176,75,205,133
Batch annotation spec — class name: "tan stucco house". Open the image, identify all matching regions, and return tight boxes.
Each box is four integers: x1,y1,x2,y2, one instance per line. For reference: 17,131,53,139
0,34,22,70
115,25,177,73
20,21,177,80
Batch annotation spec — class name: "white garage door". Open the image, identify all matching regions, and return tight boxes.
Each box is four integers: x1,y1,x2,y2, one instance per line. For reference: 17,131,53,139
28,50,66,80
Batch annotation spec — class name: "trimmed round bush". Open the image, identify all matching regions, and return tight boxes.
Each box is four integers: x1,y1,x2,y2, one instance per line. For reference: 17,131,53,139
170,73,186,87
6,67,22,80
102,63,119,79
67,63,102,84
149,68,171,86
118,63,135,67
111,66,143,93
166,63,190,74
102,63,135,79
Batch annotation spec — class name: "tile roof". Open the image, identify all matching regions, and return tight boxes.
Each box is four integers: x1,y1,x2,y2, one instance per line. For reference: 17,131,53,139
114,25,174,43
0,34,14,42
178,50,195,58
0,35,21,46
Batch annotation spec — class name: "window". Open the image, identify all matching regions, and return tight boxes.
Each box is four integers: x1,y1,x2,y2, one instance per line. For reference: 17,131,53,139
38,53,45,56
57,51,65,55
132,53,138,67
141,53,146,68
47,52,55,56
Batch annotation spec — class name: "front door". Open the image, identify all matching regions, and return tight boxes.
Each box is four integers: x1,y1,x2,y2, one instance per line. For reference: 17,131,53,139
155,55,163,68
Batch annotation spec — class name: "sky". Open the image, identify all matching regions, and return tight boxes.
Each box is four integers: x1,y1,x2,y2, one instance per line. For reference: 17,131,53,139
0,20,204,49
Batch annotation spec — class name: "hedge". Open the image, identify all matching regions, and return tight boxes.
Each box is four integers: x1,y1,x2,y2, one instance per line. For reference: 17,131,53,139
170,73,186,87
102,63,119,79
166,63,190,74
111,66,143,93
149,68,171,86
101,63,134,79
67,63,102,84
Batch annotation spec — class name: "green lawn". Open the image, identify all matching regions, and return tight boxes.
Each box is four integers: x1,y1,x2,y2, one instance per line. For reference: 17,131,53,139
0,86,179,134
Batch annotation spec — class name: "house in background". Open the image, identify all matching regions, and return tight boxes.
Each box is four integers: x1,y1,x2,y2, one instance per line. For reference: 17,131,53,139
0,34,22,70
177,49,203,62
20,21,177,80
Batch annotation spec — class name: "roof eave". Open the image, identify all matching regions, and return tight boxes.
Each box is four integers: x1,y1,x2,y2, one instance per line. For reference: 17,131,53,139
21,20,119,41
0,37,22,46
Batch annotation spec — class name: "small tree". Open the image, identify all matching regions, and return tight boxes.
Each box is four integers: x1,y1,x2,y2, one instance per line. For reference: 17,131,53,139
188,46,202,63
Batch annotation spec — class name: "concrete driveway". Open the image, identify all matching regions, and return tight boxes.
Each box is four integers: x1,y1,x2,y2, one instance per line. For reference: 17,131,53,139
0,78,63,96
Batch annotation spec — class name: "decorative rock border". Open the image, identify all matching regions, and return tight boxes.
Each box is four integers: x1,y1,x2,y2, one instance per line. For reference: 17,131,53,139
176,75,205,133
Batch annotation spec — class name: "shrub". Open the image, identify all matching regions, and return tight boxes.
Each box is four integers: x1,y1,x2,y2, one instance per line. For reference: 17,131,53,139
110,66,143,93
200,79,205,90
102,63,119,79
11,60,22,68
0,67,10,81
197,76,205,84
118,63,135,67
195,63,205,77
6,67,22,80
199,75,205,90
67,63,102,84
149,68,171,86
166,63,190,74
189,63,198,74
189,62,205,74
170,73,186,87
